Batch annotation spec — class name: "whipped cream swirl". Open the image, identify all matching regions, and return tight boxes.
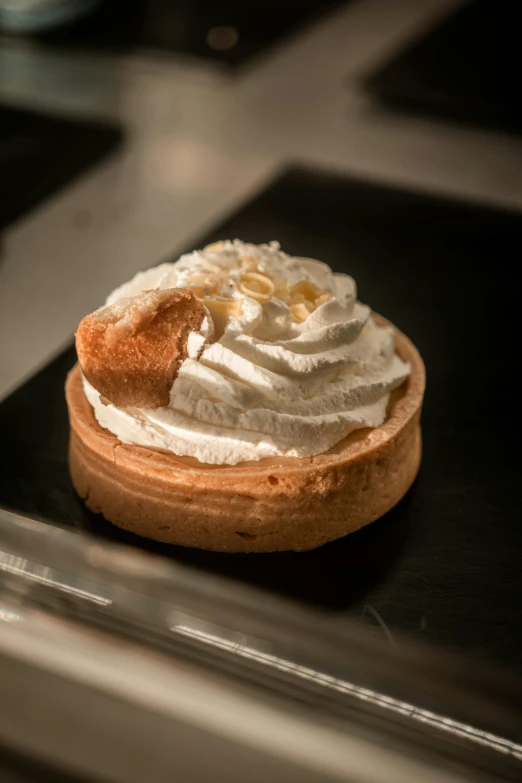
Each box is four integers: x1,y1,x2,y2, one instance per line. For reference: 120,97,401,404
83,241,410,465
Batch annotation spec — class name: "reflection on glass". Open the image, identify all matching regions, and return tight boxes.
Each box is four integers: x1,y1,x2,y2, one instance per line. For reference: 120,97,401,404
172,619,522,762
0,552,112,606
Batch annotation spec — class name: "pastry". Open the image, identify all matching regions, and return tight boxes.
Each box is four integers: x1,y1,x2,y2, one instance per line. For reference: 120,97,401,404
75,288,210,408
67,240,425,552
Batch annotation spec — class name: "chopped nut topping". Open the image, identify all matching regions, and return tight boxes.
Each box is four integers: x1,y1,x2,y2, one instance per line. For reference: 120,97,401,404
203,241,226,253
183,251,331,323
238,272,275,303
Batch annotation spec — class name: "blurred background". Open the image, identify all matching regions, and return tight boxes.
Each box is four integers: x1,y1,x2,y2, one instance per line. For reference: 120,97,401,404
1,0,521,399
1,1,522,781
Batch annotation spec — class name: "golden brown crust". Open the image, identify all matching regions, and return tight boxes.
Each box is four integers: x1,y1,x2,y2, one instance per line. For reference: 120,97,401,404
75,288,207,408
67,318,425,552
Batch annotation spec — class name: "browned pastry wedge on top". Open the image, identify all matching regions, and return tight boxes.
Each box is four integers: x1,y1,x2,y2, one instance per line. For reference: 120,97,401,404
75,288,208,409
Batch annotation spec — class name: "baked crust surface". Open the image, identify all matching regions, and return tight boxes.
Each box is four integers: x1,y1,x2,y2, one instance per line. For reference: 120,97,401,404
67,319,425,552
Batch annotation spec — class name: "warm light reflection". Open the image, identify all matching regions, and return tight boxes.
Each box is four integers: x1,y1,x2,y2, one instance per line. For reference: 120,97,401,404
143,139,233,191
206,26,239,52
0,553,112,606
173,622,522,761
0,606,21,623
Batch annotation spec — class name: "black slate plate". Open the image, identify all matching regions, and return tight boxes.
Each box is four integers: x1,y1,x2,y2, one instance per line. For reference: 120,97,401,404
1,166,522,676
0,104,123,230
365,0,522,137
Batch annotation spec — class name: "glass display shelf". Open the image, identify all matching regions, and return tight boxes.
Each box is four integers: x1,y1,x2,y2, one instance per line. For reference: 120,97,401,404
1,507,522,783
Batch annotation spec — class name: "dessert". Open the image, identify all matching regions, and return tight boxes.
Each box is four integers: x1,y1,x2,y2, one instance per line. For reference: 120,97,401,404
67,240,425,552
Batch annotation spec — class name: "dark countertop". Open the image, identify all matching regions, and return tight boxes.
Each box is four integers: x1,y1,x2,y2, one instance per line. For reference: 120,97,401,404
2,165,521,681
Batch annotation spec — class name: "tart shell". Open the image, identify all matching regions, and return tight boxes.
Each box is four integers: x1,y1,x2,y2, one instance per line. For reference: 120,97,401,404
66,319,425,552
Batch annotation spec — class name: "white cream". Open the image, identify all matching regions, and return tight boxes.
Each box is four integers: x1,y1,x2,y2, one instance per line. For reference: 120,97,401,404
186,316,211,359
83,241,410,465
